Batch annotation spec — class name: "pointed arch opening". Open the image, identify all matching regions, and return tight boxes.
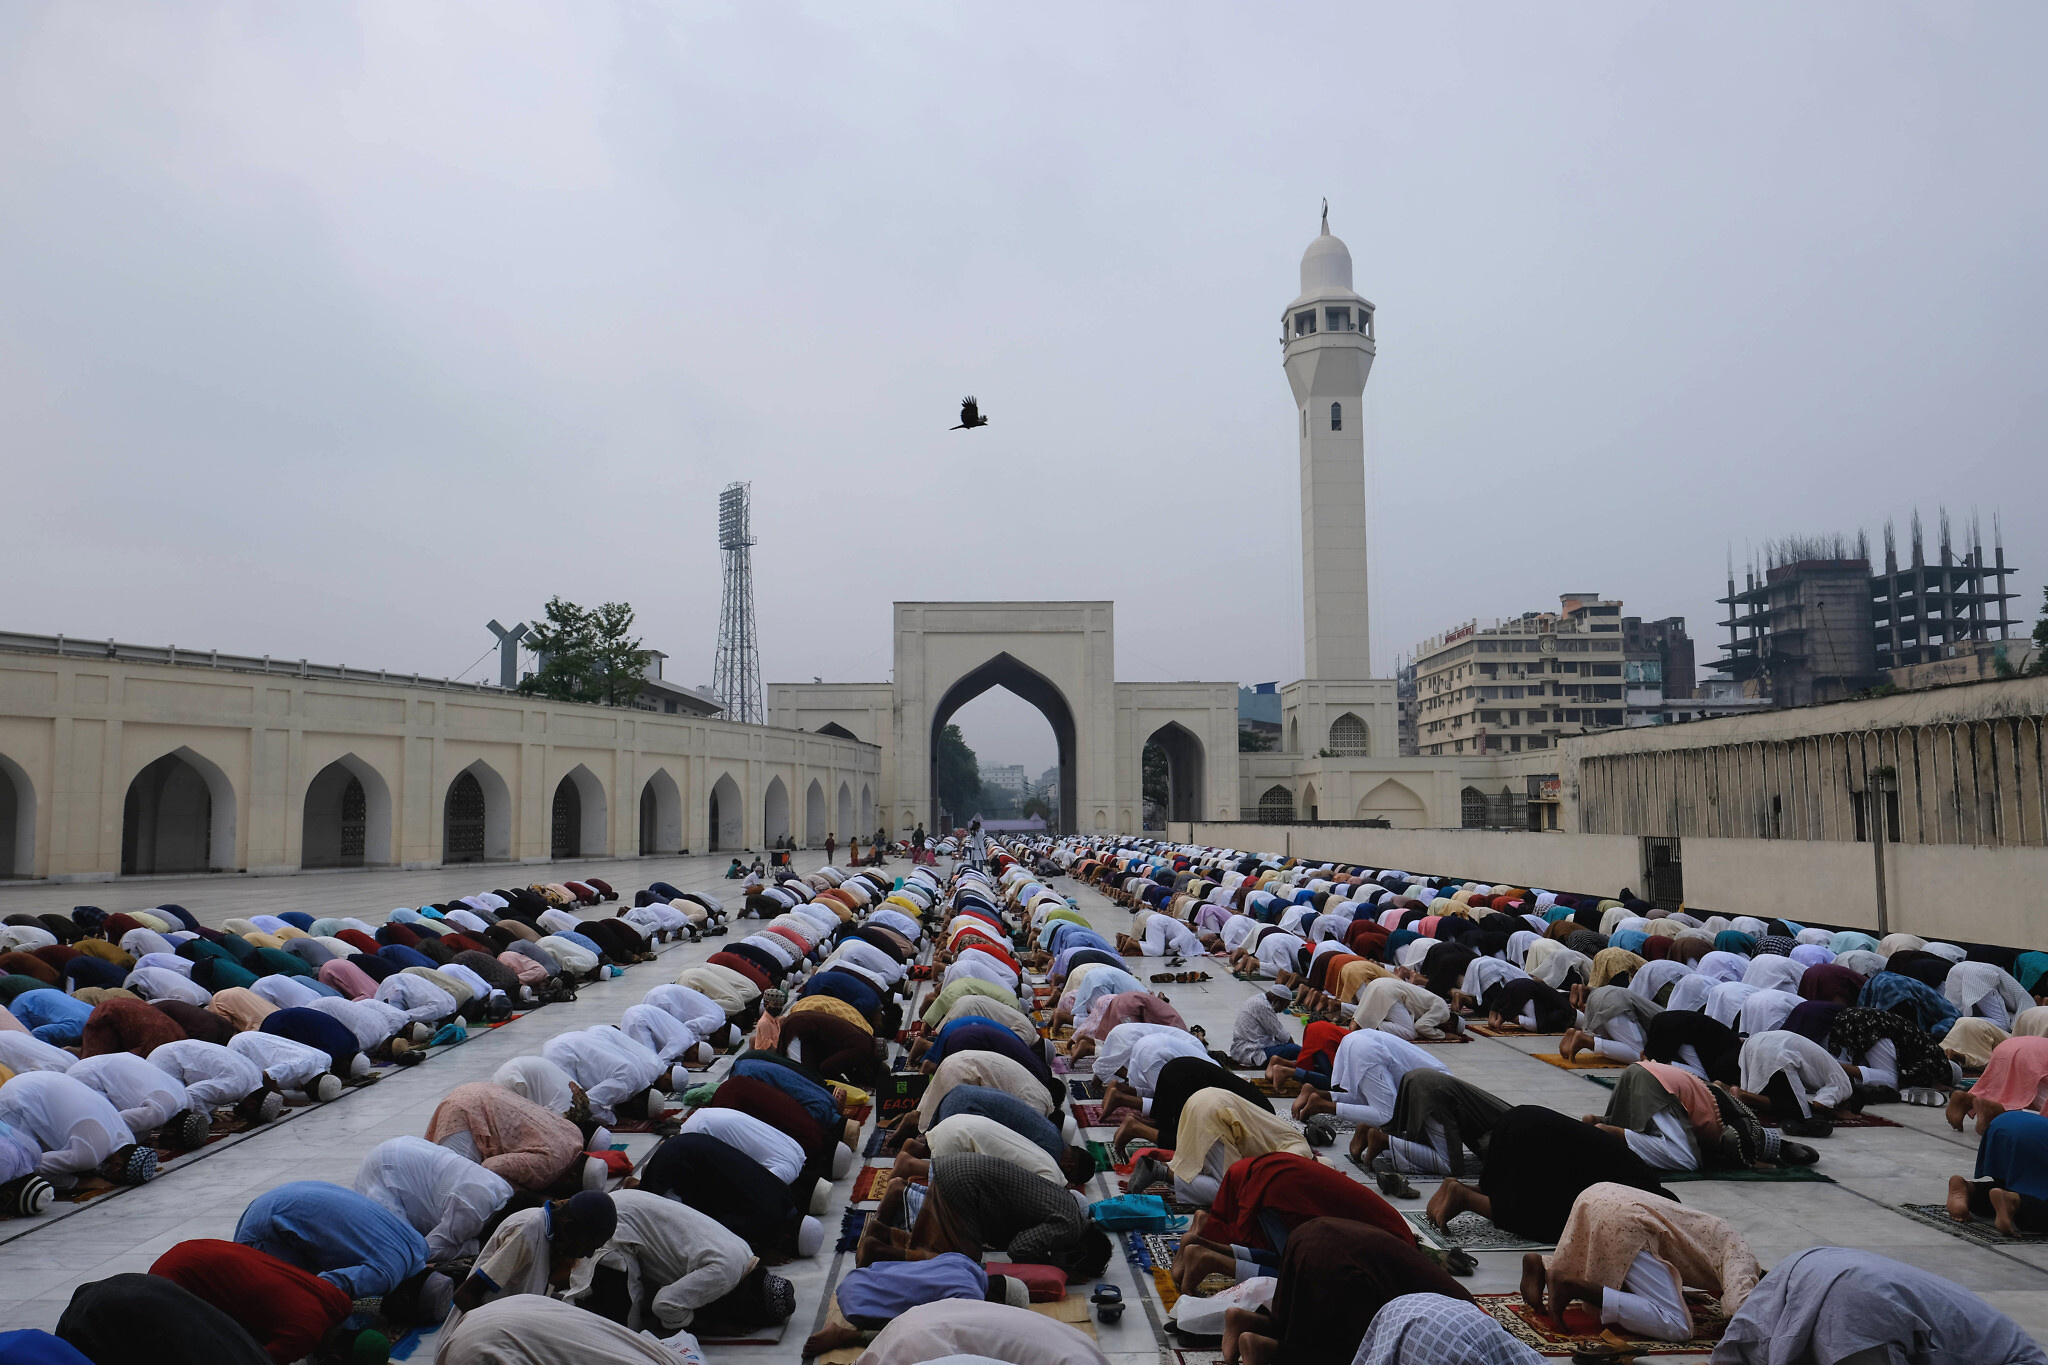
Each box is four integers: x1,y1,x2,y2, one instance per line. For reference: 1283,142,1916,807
122,748,237,875
302,755,393,869
1356,779,1426,828
1302,782,1319,821
1327,712,1370,755
708,772,743,851
1141,721,1205,827
804,779,827,847
0,753,36,879
640,768,682,856
1255,784,1295,824
1460,786,1492,829
552,764,608,859
929,652,1077,836
837,782,853,837
444,760,512,864
763,775,791,845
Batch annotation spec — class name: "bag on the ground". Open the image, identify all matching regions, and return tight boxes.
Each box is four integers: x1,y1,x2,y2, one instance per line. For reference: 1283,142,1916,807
1089,1192,1185,1231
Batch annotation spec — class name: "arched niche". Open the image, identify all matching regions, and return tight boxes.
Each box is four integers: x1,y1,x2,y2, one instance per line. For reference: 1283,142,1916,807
708,772,743,851
763,776,791,845
122,748,237,875
805,779,827,846
302,754,394,868
1356,779,1426,828
1327,712,1370,756
837,782,853,837
640,769,682,856
1255,784,1295,824
444,760,512,864
551,764,608,859
0,753,36,878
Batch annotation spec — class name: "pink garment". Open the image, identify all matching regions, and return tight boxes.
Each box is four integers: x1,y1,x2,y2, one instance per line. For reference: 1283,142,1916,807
1379,908,1405,931
0,1008,26,1034
425,1082,583,1190
1972,1036,2048,1114
498,951,549,986
1073,990,1189,1043
318,959,381,1000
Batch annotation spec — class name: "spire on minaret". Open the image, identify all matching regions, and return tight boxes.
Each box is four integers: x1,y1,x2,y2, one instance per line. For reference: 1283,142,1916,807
1321,198,1329,234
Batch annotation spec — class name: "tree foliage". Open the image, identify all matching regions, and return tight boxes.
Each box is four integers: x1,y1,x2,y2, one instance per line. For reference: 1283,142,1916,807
517,597,651,706
2032,585,2048,676
1238,726,1276,752
935,723,982,820
1021,795,1052,822
1142,742,1169,807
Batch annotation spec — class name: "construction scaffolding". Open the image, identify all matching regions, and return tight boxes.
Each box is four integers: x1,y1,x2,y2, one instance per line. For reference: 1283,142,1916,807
1719,511,2021,708
710,481,764,725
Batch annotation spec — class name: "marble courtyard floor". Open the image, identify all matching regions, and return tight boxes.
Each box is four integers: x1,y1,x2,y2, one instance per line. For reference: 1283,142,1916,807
2,854,2043,1360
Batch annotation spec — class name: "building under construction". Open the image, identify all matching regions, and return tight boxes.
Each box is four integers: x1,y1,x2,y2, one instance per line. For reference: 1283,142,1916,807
1719,511,2020,708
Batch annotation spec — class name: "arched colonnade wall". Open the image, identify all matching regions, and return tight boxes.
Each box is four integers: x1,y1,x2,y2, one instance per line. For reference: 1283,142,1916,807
0,648,880,881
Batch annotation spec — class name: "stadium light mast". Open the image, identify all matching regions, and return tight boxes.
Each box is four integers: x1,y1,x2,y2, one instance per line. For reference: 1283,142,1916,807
711,481,764,724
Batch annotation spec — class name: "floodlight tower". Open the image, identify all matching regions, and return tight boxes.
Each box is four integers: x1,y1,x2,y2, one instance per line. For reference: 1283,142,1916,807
711,481,764,724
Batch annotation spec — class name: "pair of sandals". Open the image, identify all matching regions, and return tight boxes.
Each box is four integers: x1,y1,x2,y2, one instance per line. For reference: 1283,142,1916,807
1147,970,1210,984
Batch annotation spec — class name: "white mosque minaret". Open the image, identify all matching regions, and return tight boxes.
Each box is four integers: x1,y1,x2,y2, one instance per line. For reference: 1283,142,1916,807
1283,203,1376,681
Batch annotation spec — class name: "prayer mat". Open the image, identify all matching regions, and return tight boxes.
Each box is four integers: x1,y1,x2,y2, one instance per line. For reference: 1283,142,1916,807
1403,1210,1555,1253
1533,1051,1625,1071
861,1125,890,1158
1086,1140,1114,1173
842,1101,873,1127
1477,1291,1730,1356
1050,1052,1076,1075
1115,1177,1199,1215
1072,1102,1108,1129
1469,1023,1566,1038
1252,1076,1301,1097
847,1164,892,1204
1069,1077,1104,1101
1895,1202,2048,1247
835,1208,867,1253
1662,1166,1833,1183
695,1318,788,1346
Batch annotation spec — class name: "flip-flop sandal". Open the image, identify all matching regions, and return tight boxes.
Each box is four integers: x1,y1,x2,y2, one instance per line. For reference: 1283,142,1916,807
1375,1169,1420,1200
1150,973,1175,983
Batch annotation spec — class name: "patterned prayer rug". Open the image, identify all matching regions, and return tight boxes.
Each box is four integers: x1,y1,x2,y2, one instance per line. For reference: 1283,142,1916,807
1069,1077,1104,1101
1403,1210,1555,1252
835,1208,867,1252
1071,1102,1107,1128
1476,1291,1731,1355
1895,1202,2048,1247
848,1164,892,1204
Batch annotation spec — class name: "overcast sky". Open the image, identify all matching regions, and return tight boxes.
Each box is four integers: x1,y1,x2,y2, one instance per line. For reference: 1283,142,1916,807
7,4,2045,775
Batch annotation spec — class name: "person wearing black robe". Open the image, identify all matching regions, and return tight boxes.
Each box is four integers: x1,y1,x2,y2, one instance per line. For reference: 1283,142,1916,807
57,1273,271,1365
632,1133,822,1259
1114,1057,1273,1154
1643,1009,1744,1085
1221,1219,1472,1365
1423,1105,1674,1242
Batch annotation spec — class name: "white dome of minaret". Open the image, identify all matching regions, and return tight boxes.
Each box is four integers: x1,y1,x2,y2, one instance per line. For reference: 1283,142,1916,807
1288,199,1370,311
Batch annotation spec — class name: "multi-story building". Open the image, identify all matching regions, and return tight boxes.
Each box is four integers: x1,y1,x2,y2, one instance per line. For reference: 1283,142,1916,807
1413,593,1629,756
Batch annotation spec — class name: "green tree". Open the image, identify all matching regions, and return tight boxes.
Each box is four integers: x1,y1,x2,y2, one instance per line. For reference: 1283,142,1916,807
2031,585,2048,676
1142,742,1169,807
935,723,982,820
1238,727,1275,752
517,596,651,706
1021,795,1052,823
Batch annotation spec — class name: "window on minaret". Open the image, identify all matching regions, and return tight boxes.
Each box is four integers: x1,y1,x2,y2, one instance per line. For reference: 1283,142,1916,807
1330,402,1342,431
1294,310,1316,337
1325,307,1351,331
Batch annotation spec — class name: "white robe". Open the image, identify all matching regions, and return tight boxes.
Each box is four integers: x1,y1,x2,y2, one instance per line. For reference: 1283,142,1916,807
564,1189,754,1331
543,1027,663,1124
493,1055,579,1114
306,995,410,1051
148,1040,264,1107
227,1031,334,1090
67,1052,192,1133
0,1070,136,1180
677,1107,805,1184
355,1134,514,1261
377,972,458,1025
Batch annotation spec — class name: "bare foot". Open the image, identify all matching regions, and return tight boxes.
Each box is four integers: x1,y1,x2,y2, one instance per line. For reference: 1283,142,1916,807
1355,1125,1389,1168
1221,1307,1259,1364
1292,1090,1335,1121
1238,1330,1277,1365
1559,1027,1587,1061
801,1319,864,1356
1520,1251,1548,1315
1990,1186,2025,1237
1426,1177,1472,1228
1946,1089,1972,1132
1177,1242,1235,1294
1947,1174,1976,1223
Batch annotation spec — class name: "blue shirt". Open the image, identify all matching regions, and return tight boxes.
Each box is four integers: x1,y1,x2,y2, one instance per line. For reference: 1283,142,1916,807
798,969,881,1019
10,989,93,1045
0,1330,95,1365
234,1180,427,1297
733,1059,841,1133
836,1252,986,1324
932,1085,1063,1162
